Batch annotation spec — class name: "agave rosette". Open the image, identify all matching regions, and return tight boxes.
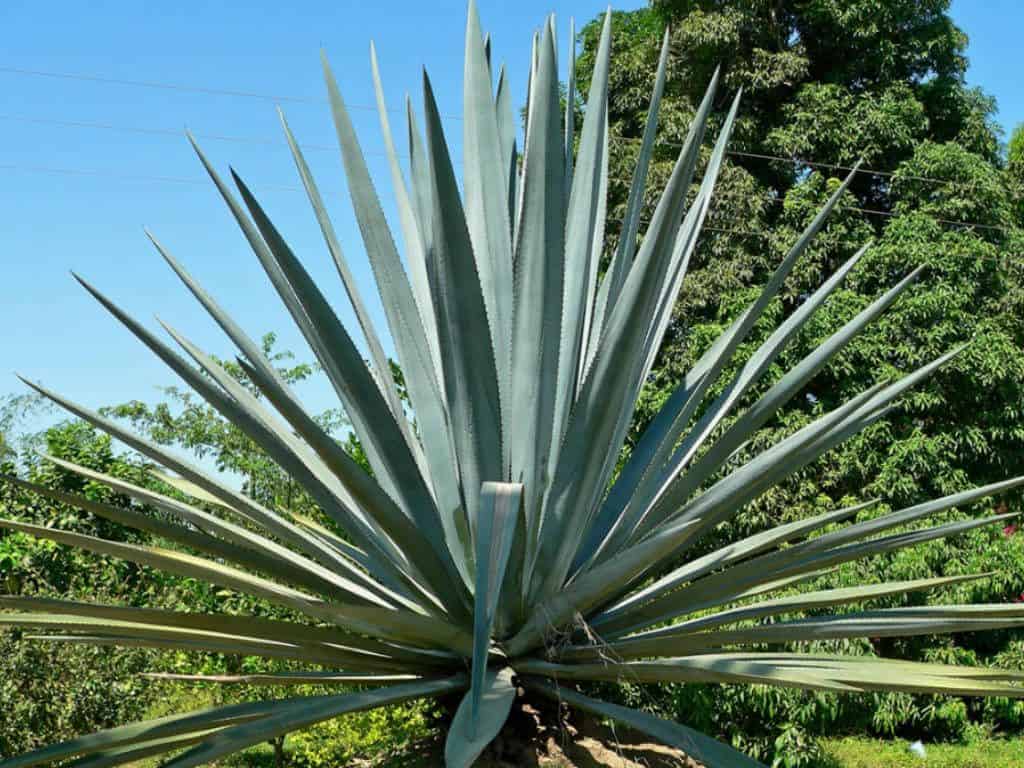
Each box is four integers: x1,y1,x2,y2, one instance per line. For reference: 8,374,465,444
3,4,1024,767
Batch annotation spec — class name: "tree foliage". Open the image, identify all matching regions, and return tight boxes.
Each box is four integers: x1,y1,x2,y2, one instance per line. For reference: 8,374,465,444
574,0,1024,760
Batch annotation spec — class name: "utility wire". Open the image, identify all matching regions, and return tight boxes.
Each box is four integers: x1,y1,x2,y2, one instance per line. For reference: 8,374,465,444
0,76,1015,235
1,157,1015,237
3,160,1018,266
0,162,305,194
0,114,370,157
0,64,1001,188
0,109,985,194
0,64,463,120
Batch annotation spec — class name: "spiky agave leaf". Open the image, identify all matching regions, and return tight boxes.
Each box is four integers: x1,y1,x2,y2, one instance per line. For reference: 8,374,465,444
4,3,1024,767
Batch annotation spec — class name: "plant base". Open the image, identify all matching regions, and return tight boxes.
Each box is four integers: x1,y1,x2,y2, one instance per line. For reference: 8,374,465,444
366,690,705,767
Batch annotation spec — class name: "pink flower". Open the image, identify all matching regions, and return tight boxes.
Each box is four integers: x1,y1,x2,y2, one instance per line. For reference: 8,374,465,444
1004,524,1018,537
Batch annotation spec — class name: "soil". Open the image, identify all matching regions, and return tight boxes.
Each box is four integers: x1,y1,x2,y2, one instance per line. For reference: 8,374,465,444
359,696,706,768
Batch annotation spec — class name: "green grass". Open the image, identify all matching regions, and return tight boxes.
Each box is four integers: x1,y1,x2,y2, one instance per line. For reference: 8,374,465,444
820,736,1024,768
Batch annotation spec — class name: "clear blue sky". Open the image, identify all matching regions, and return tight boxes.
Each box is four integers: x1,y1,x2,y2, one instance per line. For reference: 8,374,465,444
0,0,1018,436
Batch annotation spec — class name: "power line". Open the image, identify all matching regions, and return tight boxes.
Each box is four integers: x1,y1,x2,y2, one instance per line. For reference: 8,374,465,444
2,156,1014,237
2,159,1017,267
601,175,1013,234
0,61,989,189
0,162,304,194
0,110,989,201
0,65,463,121
0,64,994,190
0,114,376,157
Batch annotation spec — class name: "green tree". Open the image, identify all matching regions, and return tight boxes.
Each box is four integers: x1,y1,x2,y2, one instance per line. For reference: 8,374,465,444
576,0,1024,760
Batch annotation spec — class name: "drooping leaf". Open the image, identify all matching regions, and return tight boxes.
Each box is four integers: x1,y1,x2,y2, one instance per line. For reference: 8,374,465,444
445,667,516,767
469,483,523,730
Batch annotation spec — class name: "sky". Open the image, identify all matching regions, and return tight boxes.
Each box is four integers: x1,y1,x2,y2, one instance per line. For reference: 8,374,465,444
0,0,1019,440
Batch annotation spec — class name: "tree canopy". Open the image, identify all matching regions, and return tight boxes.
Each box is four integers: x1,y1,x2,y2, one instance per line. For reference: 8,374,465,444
578,0,1024,513
573,0,1024,759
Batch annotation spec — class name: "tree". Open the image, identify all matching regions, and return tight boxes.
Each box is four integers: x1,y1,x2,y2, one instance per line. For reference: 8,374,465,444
575,0,1024,758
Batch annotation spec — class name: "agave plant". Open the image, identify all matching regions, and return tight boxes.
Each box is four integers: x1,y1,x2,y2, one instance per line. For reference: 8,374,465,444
4,4,1024,767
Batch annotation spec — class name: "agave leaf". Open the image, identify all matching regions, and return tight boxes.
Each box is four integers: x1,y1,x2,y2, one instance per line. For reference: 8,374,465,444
145,230,293,403
230,173,469,616
638,345,964,562
600,513,1015,639
469,484,523,729
421,70,504,538
641,266,925,536
614,610,1024,657
367,54,469,580
516,655,1024,698
369,43,441,374
463,0,514,434
148,468,231,510
277,108,407,427
148,231,416,565
64,277,409,583
508,17,564,542
602,172,870,558
802,474,1024,554
635,471,990,624
24,633,355,663
329,603,475,656
531,79,730,605
232,355,441,606
0,515,469,652
589,245,872,567
159,676,468,768
524,678,766,767
406,98,436,271
540,377,885,648
563,573,990,661
0,614,364,667
0,699,286,768
579,307,750,566
35,615,469,665
587,29,674,370
16,376,345,567
162,319,379,525
0,596,448,666
141,672,421,685
445,667,516,765
504,519,702,658
40,452,400,610
288,507,417,601
185,135,404,499
0,473,369,602
649,574,988,639
551,10,610,458
320,53,461,516
146,236,416,586
0,517,329,617
597,500,878,626
494,65,518,233
64,729,227,768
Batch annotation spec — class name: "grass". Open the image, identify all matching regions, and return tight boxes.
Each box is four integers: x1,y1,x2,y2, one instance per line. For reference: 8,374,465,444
820,736,1024,768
